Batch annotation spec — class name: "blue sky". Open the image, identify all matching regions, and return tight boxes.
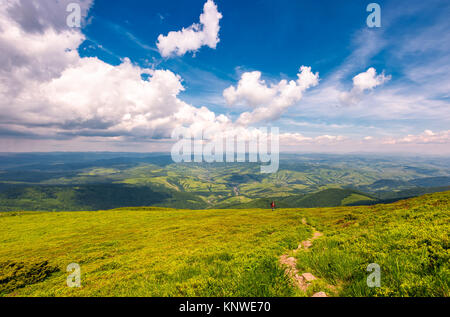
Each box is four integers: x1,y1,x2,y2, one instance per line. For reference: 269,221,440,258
0,0,449,153
80,0,373,105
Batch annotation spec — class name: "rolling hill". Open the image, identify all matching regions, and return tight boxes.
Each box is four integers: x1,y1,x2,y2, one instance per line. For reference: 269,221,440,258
221,188,377,209
1,153,450,211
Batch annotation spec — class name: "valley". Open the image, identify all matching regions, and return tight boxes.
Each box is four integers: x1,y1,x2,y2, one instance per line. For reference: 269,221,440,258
0,153,449,212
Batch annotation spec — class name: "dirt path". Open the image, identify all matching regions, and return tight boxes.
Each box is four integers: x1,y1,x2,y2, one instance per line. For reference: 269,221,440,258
279,218,327,297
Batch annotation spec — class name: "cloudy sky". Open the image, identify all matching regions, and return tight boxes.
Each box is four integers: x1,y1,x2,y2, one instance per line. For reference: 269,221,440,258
0,0,449,154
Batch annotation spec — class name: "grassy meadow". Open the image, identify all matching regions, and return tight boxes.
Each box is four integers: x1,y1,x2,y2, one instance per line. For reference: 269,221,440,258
0,191,448,297
298,191,449,297
0,207,311,296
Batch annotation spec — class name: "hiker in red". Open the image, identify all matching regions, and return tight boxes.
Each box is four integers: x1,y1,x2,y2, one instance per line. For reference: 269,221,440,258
271,201,275,211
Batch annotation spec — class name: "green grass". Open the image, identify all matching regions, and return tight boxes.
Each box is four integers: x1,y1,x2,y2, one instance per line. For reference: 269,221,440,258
341,193,375,205
0,192,448,297
227,188,376,209
297,191,450,297
281,188,375,208
0,207,310,297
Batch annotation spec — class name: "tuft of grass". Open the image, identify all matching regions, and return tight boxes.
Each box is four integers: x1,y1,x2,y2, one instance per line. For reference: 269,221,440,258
0,261,59,295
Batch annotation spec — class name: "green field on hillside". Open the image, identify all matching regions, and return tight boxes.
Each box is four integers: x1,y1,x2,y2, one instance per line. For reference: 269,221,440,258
0,192,449,297
298,192,449,296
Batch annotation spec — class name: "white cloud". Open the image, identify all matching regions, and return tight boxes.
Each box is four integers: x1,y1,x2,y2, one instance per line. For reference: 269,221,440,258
381,130,450,145
295,5,450,131
0,0,229,142
1,0,321,146
223,72,276,107
156,0,222,58
279,133,346,146
352,67,390,91
224,66,319,125
340,67,391,105
278,130,450,154
1,0,449,156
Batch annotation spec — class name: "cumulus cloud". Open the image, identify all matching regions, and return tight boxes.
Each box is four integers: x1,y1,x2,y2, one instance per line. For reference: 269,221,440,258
156,0,222,58
340,67,391,105
223,66,319,125
0,0,229,141
1,0,320,147
4,0,445,156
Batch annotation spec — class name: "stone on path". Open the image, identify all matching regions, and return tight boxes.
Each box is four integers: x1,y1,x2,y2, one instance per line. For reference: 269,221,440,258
301,273,317,282
312,232,323,239
280,256,296,267
312,291,327,297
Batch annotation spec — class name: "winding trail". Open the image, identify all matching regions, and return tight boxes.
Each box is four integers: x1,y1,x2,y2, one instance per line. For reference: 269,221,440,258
279,218,327,297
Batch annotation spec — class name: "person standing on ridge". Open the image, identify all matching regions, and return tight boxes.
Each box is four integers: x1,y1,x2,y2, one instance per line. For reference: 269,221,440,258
271,201,275,211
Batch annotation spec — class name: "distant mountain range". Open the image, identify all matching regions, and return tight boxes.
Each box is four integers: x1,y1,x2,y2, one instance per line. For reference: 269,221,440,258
0,153,449,211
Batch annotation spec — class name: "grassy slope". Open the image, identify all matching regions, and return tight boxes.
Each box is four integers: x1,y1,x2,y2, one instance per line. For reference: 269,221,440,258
281,188,375,208
0,192,448,297
0,185,378,211
0,208,310,297
0,184,208,211
226,188,376,209
299,191,449,296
